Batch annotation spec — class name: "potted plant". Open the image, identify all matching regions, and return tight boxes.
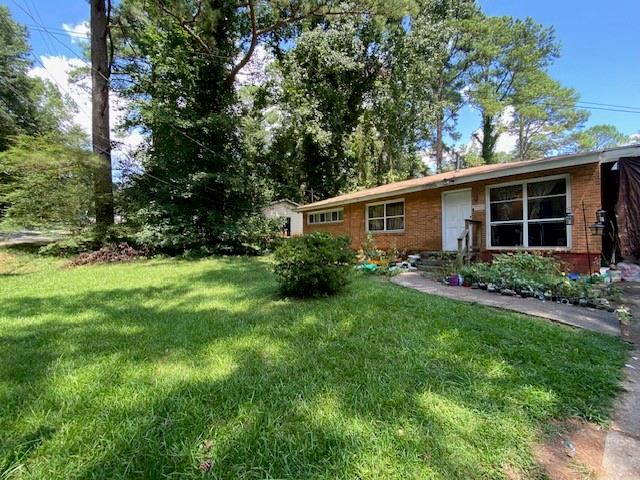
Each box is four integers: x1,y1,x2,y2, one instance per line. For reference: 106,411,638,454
616,307,632,337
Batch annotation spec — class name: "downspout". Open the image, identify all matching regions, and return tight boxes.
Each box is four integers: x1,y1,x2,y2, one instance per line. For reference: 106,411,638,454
581,200,593,276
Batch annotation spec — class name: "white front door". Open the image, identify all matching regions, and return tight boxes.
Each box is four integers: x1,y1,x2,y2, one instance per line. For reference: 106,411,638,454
443,190,472,251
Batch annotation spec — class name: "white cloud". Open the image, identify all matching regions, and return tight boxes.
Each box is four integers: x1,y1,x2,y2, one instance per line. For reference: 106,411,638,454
62,21,90,44
29,55,144,163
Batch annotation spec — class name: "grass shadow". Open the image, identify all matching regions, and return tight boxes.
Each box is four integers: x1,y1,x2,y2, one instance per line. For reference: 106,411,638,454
0,256,627,479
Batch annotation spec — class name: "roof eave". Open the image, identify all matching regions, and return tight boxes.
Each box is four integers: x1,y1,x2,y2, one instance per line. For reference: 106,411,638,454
298,151,605,212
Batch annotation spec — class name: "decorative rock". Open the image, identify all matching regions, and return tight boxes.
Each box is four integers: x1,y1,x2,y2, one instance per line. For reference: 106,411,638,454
562,439,576,458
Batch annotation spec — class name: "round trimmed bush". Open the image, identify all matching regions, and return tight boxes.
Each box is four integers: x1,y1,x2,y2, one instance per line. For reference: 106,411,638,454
273,232,355,297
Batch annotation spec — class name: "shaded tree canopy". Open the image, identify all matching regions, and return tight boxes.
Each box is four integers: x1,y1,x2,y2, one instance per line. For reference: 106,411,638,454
1,0,625,249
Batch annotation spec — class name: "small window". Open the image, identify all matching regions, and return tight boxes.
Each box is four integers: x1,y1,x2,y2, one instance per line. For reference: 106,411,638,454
307,208,344,225
367,200,405,232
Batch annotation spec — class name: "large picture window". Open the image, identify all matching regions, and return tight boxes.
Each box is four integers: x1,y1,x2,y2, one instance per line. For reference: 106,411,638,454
367,200,405,232
308,208,343,225
488,176,569,248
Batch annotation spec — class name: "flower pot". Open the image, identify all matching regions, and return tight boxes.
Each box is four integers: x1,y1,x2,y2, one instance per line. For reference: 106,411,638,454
620,321,630,337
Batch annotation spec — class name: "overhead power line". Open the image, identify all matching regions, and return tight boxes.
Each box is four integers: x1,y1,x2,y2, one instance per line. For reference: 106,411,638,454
575,103,640,114
577,100,640,111
11,0,98,76
27,24,90,39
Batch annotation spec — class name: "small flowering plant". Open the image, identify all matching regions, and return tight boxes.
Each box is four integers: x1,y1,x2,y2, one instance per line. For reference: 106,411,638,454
616,306,632,325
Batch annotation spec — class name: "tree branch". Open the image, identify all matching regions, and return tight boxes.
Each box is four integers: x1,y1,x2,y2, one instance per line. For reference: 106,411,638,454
157,0,211,53
107,0,114,74
226,0,258,86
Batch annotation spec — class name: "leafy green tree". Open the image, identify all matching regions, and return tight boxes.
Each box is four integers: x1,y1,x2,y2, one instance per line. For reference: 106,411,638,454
0,132,96,229
0,6,36,151
113,0,408,248
364,12,435,184
510,72,588,160
269,18,383,199
565,124,630,153
413,0,477,172
0,6,74,151
268,6,451,199
114,0,267,250
467,16,559,163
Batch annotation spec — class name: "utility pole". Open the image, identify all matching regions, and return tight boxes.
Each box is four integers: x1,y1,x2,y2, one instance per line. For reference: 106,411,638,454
91,0,114,235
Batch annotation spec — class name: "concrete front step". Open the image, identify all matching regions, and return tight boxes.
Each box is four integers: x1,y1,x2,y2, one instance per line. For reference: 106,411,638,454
416,264,444,272
415,259,446,267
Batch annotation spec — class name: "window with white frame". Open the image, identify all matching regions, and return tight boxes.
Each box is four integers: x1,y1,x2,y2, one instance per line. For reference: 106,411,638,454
367,200,405,232
308,208,344,225
488,176,569,248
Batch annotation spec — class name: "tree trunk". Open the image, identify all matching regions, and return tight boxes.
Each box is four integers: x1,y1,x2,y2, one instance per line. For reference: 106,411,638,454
434,73,445,173
91,0,114,235
435,111,444,173
481,113,497,164
517,120,527,161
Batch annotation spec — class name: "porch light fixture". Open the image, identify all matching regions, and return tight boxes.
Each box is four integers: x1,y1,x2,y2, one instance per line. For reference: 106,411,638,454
589,209,607,236
565,209,574,225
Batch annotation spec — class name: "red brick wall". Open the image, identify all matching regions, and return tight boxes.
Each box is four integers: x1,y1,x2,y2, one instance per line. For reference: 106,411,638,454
303,164,603,271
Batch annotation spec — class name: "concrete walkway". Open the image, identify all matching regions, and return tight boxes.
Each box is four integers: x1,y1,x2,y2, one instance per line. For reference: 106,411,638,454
0,231,58,248
390,272,620,336
603,282,640,480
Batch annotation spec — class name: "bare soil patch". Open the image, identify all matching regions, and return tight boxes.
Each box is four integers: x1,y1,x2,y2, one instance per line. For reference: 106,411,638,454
535,419,606,479
0,251,18,274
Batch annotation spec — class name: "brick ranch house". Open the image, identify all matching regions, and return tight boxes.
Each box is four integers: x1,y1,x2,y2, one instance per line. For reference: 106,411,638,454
299,145,640,273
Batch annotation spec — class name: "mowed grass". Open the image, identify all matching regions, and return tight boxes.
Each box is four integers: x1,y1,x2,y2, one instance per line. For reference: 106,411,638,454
0,251,626,479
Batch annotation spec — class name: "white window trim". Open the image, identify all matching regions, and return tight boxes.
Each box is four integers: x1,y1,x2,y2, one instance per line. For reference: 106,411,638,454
485,174,572,251
307,208,344,225
366,199,405,233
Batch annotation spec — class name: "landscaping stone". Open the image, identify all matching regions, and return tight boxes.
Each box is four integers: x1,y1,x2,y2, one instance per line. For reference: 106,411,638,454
390,272,620,336
562,439,576,458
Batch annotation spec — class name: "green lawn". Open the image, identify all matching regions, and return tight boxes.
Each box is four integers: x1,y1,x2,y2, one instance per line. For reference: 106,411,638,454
0,251,626,479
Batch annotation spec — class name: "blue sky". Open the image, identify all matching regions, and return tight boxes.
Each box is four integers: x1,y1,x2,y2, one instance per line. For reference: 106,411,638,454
461,0,640,143
3,0,640,147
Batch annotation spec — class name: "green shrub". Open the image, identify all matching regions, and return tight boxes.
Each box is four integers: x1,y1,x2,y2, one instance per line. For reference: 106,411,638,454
273,232,355,297
38,235,99,256
38,226,142,257
132,213,283,255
